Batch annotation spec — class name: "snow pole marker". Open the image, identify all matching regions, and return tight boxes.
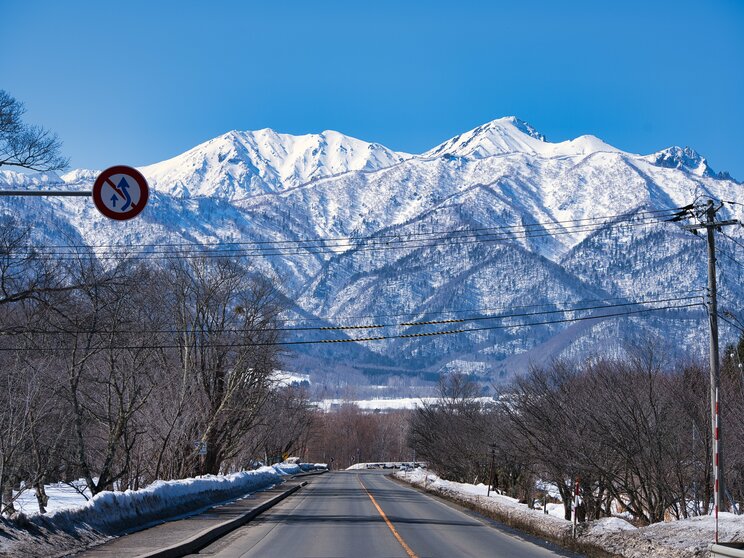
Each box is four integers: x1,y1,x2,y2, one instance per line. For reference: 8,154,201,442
572,477,579,538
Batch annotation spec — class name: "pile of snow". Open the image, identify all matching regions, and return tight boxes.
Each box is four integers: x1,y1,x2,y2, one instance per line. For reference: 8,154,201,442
396,468,744,558
11,464,293,519
0,462,322,558
270,462,302,476
396,468,569,542
300,462,328,471
31,466,286,534
346,462,419,470
585,516,638,534
12,462,324,518
581,513,744,558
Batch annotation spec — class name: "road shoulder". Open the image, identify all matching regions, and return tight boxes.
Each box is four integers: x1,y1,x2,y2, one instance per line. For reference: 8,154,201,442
71,479,310,558
387,473,593,558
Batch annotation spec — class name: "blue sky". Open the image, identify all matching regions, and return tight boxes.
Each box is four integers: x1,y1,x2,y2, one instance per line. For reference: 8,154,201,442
2,0,743,178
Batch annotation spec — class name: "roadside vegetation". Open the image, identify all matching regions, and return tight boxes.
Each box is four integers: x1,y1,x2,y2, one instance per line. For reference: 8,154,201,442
0,220,314,516
308,404,410,469
408,343,744,527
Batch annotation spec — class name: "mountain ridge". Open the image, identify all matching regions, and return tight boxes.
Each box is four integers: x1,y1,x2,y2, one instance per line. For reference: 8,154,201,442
0,118,741,388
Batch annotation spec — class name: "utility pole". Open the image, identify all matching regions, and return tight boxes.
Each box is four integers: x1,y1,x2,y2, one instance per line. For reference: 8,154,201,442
682,199,740,543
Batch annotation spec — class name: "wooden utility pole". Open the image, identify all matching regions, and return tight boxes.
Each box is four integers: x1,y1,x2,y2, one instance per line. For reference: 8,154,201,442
706,200,723,540
682,199,740,543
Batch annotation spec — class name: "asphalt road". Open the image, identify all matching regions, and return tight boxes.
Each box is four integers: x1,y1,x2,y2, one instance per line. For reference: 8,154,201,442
190,470,583,558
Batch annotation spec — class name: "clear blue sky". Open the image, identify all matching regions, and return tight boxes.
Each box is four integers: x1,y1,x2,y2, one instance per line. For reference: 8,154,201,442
2,0,743,178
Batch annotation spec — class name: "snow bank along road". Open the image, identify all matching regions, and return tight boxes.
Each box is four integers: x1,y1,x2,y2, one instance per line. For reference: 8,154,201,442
187,470,583,558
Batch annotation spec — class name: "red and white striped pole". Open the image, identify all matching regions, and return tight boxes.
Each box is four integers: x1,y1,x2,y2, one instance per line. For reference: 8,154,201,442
572,477,579,538
714,387,720,544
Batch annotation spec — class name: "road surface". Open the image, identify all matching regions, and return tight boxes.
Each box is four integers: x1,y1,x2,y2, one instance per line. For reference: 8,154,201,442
190,470,582,558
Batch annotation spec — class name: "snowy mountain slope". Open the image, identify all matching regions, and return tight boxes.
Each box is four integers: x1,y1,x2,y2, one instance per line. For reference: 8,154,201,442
140,129,410,200
295,236,613,367
0,117,741,385
644,146,717,178
423,117,619,160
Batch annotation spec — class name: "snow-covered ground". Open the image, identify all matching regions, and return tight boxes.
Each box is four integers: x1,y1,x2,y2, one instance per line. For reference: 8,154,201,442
12,463,305,517
1,462,322,558
395,468,744,558
315,396,494,411
271,370,311,386
346,462,421,470
13,479,92,515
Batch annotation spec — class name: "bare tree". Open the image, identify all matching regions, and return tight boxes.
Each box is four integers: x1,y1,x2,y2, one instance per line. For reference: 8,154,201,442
148,257,284,478
407,351,721,526
498,362,583,519
409,372,493,484
0,217,90,312
0,353,35,515
243,385,316,467
34,260,158,496
0,90,68,172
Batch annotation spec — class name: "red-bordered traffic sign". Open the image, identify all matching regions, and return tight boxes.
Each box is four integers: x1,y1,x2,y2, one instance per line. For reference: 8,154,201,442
92,165,149,221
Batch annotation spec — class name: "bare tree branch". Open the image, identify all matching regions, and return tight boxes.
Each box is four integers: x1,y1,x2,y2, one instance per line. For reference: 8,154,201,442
0,90,69,172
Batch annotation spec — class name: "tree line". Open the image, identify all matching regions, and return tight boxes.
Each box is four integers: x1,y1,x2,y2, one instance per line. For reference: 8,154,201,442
308,404,410,469
0,220,314,515
409,343,744,525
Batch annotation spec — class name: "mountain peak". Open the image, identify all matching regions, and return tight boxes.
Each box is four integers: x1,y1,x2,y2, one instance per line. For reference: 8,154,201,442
140,128,409,199
498,116,547,141
424,117,547,159
648,146,716,178
424,117,619,160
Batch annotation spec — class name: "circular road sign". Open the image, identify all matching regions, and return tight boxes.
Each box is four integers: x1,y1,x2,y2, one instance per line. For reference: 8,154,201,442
92,165,149,221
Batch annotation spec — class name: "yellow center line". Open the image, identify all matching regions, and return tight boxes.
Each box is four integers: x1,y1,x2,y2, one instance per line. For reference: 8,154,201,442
358,475,419,558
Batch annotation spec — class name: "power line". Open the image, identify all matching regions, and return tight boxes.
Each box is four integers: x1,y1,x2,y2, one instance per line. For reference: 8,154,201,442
395,295,699,328
27,206,684,251
718,232,744,270
4,207,682,257
273,289,704,324
5,294,701,335
0,301,701,351
721,231,744,253
268,302,703,345
717,247,744,270
719,313,744,334
11,215,677,261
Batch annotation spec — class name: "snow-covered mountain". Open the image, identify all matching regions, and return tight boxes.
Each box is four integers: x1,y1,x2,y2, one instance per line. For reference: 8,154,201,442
645,146,716,178
424,116,619,160
140,129,409,200
1,118,741,386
